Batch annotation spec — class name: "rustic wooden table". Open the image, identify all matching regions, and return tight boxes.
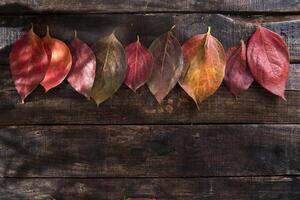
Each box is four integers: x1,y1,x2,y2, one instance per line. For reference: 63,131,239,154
0,1,300,199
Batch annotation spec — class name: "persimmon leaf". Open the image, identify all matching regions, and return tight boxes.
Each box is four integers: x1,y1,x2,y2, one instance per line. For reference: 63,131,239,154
40,26,72,92
67,31,96,99
147,26,184,103
179,27,226,109
9,27,49,103
91,33,127,106
224,40,253,97
124,36,153,92
247,26,290,100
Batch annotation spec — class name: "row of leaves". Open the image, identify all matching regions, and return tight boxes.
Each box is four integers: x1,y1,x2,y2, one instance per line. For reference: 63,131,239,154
10,24,289,109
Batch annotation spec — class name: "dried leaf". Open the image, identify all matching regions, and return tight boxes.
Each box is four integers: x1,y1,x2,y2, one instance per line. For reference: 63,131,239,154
40,26,72,92
91,33,127,106
9,27,49,103
247,26,289,100
224,40,254,96
67,31,96,99
179,27,226,109
147,26,184,103
124,36,153,92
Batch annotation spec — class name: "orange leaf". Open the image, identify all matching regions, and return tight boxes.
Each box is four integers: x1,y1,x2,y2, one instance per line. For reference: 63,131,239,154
40,26,72,92
179,27,226,109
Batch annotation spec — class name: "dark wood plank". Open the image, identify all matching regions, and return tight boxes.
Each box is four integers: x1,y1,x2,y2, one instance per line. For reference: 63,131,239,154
1,81,299,124
1,177,299,199
1,125,299,177
0,0,300,13
1,63,300,125
0,14,299,65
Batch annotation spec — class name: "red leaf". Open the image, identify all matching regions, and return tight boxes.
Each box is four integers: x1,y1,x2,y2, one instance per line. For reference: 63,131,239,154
40,27,72,92
124,36,153,92
67,31,96,99
182,34,206,70
9,27,49,103
224,40,254,96
247,26,290,100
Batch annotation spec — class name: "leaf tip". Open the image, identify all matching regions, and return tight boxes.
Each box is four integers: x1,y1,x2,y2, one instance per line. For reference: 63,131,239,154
195,102,201,111
281,95,287,101
43,85,50,93
155,96,164,104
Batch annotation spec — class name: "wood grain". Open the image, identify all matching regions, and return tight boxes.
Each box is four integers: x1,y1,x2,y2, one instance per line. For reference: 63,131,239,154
0,14,299,65
0,125,299,177
0,0,300,13
0,63,299,125
1,177,299,199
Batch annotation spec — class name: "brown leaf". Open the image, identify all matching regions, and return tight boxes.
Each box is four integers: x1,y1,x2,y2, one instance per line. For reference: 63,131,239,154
91,33,127,106
179,27,226,109
124,36,153,92
147,26,184,103
247,26,289,100
40,26,72,92
68,31,96,99
224,40,254,97
9,27,49,103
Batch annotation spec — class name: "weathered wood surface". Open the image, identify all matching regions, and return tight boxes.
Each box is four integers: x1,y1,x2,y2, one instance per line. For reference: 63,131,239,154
1,125,299,177
1,1,300,199
1,81,299,124
1,14,300,125
1,63,299,125
1,0,300,13
1,177,299,200
0,14,299,64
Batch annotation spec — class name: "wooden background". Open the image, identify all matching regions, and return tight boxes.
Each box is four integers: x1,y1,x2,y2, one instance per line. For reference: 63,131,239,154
0,0,300,199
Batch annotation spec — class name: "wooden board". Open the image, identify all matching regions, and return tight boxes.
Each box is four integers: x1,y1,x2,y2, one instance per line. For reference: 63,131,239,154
1,63,299,125
0,14,299,64
1,0,300,13
1,177,299,199
1,1,300,199
1,125,299,177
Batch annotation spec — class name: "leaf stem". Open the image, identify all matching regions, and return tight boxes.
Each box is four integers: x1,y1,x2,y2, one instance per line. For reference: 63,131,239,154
30,23,34,32
170,25,176,31
74,29,78,39
46,25,50,36
207,26,211,35
137,35,140,43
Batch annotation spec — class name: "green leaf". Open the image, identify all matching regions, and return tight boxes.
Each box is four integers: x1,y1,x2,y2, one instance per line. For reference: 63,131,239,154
91,33,127,106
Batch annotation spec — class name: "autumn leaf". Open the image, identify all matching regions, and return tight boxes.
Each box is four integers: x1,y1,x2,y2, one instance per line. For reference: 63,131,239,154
67,30,96,99
40,26,72,92
179,27,226,109
147,26,184,103
91,33,127,106
124,36,153,92
247,26,289,100
9,26,49,103
224,40,253,97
